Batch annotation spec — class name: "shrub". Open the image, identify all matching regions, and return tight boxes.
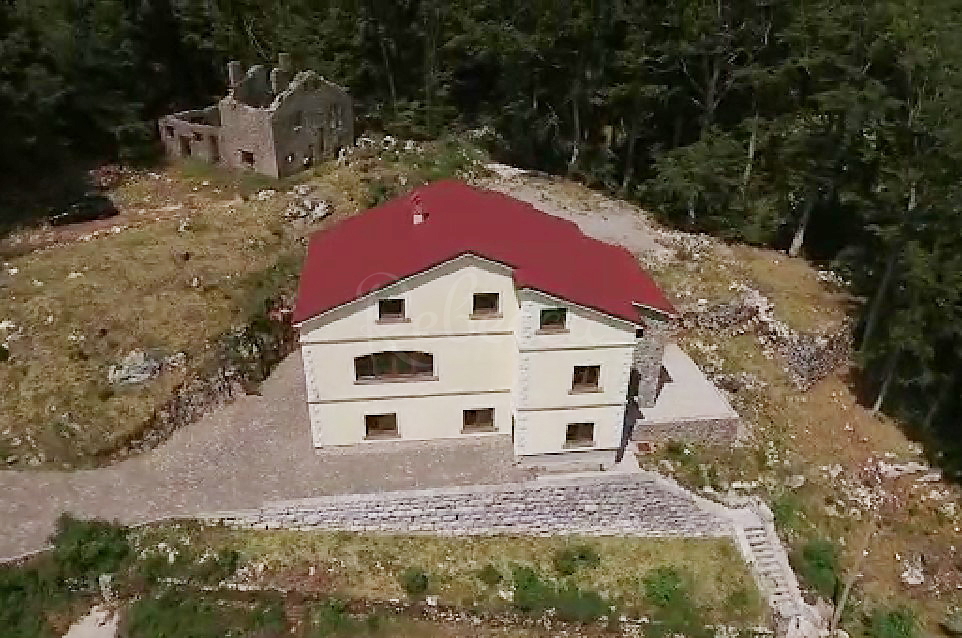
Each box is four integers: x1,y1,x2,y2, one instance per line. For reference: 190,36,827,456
511,565,554,614
554,586,607,623
477,563,503,587
50,514,130,587
0,344,9,362
866,608,917,638
124,590,285,638
399,567,429,596
311,598,354,636
0,561,63,638
553,544,601,576
795,538,839,599
772,492,804,532
643,566,685,607
642,566,710,638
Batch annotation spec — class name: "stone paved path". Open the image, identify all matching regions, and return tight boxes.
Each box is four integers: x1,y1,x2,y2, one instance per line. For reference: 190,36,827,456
0,352,526,560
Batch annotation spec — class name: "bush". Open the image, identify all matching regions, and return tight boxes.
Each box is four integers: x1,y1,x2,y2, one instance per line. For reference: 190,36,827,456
554,586,607,623
124,590,285,638
511,565,554,614
50,514,130,587
642,566,710,638
311,598,354,636
510,565,608,623
399,567,429,596
553,544,601,576
477,563,503,587
866,608,917,638
795,538,839,599
643,566,685,607
0,344,9,362
0,561,63,638
772,492,804,532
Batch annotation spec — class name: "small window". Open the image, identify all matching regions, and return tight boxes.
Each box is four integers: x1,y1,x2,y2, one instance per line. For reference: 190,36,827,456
463,408,495,433
365,413,398,439
572,365,601,391
241,150,255,167
565,423,595,448
539,307,567,331
378,298,406,321
472,293,500,317
164,125,175,138
635,327,645,338
192,131,204,142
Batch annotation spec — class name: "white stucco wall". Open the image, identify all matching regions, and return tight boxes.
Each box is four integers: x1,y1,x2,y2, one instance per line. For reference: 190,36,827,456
297,256,638,455
300,256,520,447
513,290,636,455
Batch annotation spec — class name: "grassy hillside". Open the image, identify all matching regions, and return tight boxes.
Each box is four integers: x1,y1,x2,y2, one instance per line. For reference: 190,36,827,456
0,138,484,468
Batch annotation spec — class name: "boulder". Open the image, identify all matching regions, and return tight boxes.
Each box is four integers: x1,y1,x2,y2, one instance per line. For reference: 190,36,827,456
108,350,161,386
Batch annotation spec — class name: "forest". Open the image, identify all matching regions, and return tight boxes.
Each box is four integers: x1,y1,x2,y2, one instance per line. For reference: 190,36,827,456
1,0,960,466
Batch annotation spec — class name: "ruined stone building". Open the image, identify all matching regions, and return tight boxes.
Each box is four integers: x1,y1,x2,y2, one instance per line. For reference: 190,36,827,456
158,53,353,178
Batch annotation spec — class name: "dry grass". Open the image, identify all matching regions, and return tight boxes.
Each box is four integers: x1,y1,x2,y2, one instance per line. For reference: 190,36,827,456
137,525,763,624
647,227,962,633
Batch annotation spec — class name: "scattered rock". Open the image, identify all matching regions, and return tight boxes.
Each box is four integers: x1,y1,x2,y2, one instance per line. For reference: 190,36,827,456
254,189,276,201
108,350,162,386
900,560,925,586
285,196,330,223
786,475,806,489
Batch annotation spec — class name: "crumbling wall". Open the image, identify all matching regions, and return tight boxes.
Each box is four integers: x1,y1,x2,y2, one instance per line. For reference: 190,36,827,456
218,97,278,177
632,417,740,447
157,106,222,163
270,72,354,178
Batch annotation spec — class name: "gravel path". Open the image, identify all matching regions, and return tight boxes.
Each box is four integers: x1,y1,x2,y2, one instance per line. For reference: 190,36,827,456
0,352,525,559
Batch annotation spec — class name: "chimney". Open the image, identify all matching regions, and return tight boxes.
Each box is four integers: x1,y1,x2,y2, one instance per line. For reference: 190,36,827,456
227,61,243,89
411,192,428,225
271,53,294,94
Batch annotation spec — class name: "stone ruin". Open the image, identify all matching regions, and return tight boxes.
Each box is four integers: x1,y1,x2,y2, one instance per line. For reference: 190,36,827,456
157,53,354,178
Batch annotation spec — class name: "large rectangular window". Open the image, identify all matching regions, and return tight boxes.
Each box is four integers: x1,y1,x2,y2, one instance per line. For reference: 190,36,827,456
565,423,595,448
539,307,567,332
378,298,406,322
462,408,495,433
365,413,398,439
355,351,434,381
472,293,500,317
571,365,601,392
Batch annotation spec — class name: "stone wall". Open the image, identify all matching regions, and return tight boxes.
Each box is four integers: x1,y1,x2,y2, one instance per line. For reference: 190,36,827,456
271,73,354,178
157,106,222,163
632,317,675,408
632,417,740,447
205,473,732,538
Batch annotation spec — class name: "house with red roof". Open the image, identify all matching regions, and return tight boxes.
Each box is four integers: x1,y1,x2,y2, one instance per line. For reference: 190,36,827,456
293,180,684,461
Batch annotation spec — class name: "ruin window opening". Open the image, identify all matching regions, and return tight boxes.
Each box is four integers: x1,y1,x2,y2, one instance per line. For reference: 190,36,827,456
192,132,204,142
164,125,175,138
241,151,255,167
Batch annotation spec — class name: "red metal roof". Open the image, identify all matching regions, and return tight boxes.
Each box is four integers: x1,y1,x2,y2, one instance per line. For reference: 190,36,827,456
293,180,675,324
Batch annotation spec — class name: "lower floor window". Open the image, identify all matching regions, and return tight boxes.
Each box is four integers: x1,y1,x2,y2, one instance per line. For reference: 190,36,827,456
565,422,595,448
365,413,398,439
462,408,495,433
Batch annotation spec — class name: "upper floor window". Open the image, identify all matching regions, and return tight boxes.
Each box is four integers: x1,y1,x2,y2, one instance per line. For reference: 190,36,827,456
472,293,500,318
571,365,601,392
355,351,434,382
378,298,406,322
539,307,567,332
